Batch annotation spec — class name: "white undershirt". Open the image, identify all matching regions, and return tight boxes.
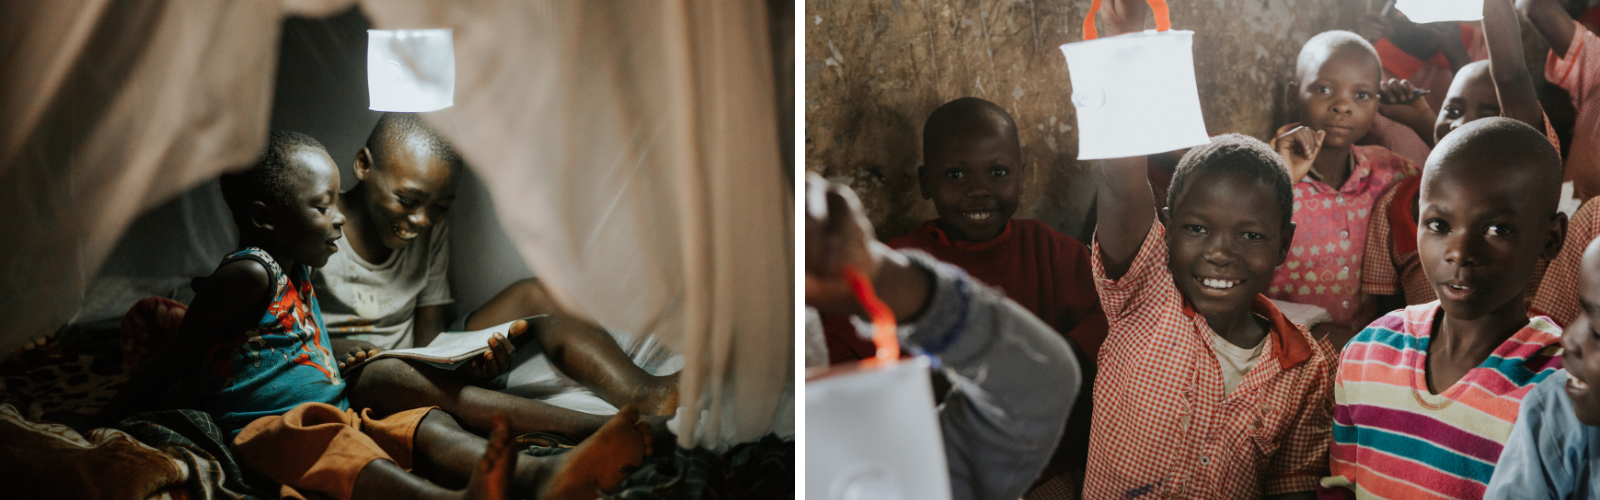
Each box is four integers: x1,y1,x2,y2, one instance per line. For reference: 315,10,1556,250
1210,321,1268,396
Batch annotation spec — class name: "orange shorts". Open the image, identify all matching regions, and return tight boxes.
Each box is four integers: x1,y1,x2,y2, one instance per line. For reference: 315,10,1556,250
232,402,435,500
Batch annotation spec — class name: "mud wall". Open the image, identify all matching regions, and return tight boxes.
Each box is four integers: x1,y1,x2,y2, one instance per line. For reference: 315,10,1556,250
808,0,1374,242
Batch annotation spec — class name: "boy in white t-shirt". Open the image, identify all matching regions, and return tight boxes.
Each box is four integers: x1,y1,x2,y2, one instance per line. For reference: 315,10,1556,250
322,113,679,440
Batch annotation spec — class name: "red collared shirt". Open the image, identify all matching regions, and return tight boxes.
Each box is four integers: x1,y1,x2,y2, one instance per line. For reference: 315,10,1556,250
1087,221,1337,499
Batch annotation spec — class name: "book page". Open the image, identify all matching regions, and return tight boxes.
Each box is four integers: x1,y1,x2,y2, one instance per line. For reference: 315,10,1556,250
348,315,543,369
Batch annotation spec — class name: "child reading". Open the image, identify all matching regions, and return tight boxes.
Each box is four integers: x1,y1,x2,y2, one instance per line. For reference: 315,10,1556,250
1268,30,1418,344
1519,0,1600,198
101,131,649,500
1483,237,1600,499
1363,0,1562,312
1090,131,1337,499
1323,118,1568,499
316,113,677,441
804,172,1079,500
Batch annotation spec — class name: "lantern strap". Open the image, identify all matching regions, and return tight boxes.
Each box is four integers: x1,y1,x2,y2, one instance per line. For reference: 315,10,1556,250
1082,0,1171,41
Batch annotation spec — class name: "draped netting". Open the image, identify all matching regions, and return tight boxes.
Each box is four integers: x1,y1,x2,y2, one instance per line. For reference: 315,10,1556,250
0,0,793,450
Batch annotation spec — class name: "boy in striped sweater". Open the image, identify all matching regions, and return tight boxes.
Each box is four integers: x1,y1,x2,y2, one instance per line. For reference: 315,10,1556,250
1322,117,1569,498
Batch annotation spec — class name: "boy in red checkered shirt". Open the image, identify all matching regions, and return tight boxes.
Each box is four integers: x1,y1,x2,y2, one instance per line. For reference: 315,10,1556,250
1080,3,1337,499
1089,132,1337,500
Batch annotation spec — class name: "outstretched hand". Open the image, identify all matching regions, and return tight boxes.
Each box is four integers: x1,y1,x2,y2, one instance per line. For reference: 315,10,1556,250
1272,123,1325,184
1100,0,1150,37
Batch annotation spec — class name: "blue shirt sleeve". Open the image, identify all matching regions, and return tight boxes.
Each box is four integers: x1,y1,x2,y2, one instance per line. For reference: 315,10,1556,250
1485,369,1575,499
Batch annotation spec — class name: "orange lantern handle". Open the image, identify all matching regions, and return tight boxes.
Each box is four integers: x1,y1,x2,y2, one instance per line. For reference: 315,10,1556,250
1082,0,1172,41
843,265,900,362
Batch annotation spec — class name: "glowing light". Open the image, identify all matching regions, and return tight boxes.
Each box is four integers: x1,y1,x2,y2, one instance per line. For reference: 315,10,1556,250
1395,0,1484,23
1060,29,1210,160
367,29,455,112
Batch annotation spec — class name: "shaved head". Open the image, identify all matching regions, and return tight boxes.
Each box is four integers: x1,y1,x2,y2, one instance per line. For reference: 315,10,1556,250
1295,30,1381,84
366,112,463,173
922,97,1020,164
1424,117,1564,215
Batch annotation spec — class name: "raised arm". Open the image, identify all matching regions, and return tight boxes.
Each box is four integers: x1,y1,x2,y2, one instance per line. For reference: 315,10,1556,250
1517,0,1578,58
1089,0,1162,279
1485,0,1548,129
1095,156,1156,280
96,260,270,426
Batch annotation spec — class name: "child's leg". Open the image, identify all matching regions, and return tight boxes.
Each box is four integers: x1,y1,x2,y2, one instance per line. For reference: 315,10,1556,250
468,279,678,415
410,406,652,500
233,403,511,500
349,357,614,439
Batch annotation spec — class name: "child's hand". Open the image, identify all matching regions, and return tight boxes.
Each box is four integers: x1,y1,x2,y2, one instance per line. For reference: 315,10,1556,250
1378,78,1433,118
1376,78,1437,146
461,320,527,379
1272,123,1325,183
805,172,882,316
1100,0,1149,37
1357,0,1397,41
333,338,383,372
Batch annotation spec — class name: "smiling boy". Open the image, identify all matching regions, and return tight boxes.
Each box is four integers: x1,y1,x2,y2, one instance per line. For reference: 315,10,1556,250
1089,133,1336,500
316,112,461,354
315,113,679,441
859,98,1106,494
1323,118,1568,499
1484,237,1600,499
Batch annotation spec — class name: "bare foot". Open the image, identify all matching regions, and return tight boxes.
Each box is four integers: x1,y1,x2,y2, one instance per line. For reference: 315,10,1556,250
633,373,680,416
463,415,512,500
507,319,529,339
534,406,649,500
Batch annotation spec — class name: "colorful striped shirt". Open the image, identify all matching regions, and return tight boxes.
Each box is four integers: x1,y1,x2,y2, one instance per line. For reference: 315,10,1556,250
1323,302,1564,499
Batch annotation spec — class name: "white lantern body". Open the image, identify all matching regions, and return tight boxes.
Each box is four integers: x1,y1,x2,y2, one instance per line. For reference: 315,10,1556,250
1395,0,1484,23
367,29,455,112
805,357,951,500
1060,29,1210,160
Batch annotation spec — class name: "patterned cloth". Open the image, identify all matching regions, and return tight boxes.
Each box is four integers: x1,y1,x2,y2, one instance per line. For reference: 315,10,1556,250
201,247,345,438
1087,221,1338,499
117,408,277,500
1531,196,1600,327
1362,177,1549,308
1323,302,1564,499
1268,145,1418,330
1483,369,1600,500
1547,20,1600,200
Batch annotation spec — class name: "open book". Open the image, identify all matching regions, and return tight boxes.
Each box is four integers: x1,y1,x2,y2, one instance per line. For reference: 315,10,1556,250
348,315,544,371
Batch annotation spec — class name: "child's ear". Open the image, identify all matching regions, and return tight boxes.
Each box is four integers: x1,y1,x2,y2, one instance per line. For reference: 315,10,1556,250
1159,206,1172,225
248,200,275,233
354,147,374,182
917,164,932,199
1542,212,1569,260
